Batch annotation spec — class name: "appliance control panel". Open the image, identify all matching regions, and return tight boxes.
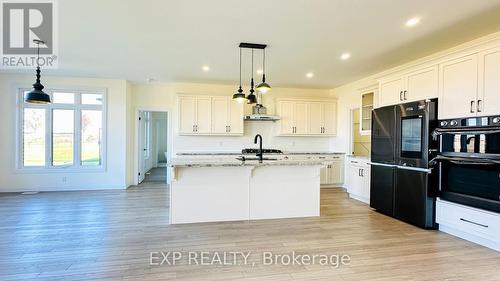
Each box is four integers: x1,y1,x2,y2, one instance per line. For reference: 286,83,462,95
439,116,500,128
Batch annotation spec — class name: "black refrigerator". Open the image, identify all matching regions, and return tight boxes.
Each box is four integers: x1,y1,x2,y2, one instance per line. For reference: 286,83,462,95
370,99,438,229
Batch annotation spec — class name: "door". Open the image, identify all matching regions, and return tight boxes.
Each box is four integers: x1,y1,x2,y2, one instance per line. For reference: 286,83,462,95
228,101,244,134
438,54,478,119
405,66,438,102
195,97,212,134
329,161,343,184
479,46,500,116
370,164,395,216
211,97,229,134
394,168,434,228
138,111,147,184
308,102,323,134
320,166,328,184
348,164,362,196
178,96,196,134
294,102,309,134
322,102,337,135
279,101,295,134
379,77,404,106
371,106,396,164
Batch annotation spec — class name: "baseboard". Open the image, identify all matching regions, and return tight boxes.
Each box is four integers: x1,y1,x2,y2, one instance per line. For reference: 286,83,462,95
0,185,126,193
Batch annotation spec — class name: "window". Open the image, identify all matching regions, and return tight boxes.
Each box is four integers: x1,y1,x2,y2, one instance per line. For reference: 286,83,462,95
18,88,106,171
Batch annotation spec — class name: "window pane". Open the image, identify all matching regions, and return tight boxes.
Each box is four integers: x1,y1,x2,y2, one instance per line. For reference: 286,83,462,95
23,108,46,166
81,94,103,105
53,92,75,104
52,110,74,166
81,110,102,166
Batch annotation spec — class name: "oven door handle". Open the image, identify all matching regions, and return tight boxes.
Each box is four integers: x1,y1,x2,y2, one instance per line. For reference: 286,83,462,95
430,155,500,166
432,127,500,140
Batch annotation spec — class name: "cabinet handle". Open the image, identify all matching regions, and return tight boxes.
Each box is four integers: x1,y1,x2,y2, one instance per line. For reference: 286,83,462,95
361,169,364,177
358,169,361,177
195,125,198,132
228,125,231,132
460,218,488,228
470,101,475,113
399,91,403,101
404,91,407,100
193,125,195,132
477,100,482,113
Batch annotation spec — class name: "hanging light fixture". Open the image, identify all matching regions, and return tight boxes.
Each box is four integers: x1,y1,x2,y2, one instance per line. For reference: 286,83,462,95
246,49,257,104
232,47,246,103
25,39,51,104
256,48,271,94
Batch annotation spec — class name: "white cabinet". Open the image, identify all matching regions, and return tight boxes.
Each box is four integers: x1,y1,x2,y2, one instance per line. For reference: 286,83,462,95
277,99,337,136
436,199,500,252
379,77,404,106
320,157,344,186
438,54,479,119
178,95,243,136
478,46,500,116
378,66,438,107
347,158,370,204
211,97,244,135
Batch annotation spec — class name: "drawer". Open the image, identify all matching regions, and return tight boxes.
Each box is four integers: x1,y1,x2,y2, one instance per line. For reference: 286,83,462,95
436,199,500,242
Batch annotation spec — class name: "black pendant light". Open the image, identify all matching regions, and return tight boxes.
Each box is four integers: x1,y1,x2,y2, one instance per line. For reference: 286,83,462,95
246,49,257,104
25,39,51,104
256,48,271,94
232,47,246,103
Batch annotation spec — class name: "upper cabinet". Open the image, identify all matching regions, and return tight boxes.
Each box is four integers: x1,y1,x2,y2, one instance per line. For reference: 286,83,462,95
378,66,438,107
360,90,374,135
479,46,500,117
276,99,337,136
438,54,478,119
178,95,244,136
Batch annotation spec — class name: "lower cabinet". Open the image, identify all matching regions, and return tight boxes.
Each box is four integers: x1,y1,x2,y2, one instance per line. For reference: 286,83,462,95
320,161,344,185
347,158,370,204
436,199,500,252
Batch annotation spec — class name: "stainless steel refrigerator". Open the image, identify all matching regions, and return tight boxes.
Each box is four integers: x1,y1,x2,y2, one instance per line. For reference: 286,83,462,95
370,99,438,229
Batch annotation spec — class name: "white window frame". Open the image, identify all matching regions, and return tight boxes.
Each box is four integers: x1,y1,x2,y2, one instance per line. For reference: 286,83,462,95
16,87,107,173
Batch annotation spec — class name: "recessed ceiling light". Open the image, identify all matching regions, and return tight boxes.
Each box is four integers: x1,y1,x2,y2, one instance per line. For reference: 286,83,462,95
202,65,210,72
256,69,264,75
340,53,351,60
306,72,314,78
405,17,420,27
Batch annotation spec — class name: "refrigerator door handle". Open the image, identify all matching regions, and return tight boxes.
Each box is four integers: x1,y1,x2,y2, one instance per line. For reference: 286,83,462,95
369,162,397,168
396,165,433,174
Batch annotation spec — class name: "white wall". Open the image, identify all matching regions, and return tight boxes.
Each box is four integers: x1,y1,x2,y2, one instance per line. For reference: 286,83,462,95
0,74,129,192
130,82,337,155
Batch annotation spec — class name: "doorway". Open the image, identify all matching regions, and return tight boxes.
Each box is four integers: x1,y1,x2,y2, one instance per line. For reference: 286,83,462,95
138,111,168,185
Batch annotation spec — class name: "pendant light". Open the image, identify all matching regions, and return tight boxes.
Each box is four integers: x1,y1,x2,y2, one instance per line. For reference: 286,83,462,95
246,49,257,104
256,48,271,94
25,39,51,104
232,47,246,103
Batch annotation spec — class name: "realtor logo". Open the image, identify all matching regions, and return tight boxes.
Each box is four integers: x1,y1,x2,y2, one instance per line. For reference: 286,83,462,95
1,0,58,68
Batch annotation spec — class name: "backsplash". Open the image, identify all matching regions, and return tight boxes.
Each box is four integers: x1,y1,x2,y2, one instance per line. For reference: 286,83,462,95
173,121,332,153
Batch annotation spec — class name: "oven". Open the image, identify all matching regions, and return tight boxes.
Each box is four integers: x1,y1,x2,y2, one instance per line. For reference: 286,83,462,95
431,116,500,213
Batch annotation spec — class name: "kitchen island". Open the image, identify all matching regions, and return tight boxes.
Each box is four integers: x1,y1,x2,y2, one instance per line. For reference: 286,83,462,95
168,158,328,224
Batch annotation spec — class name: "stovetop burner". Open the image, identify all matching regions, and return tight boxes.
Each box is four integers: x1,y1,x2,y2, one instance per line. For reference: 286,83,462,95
242,148,283,154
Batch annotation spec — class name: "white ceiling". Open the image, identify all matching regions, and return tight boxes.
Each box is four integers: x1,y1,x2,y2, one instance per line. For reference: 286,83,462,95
5,0,500,88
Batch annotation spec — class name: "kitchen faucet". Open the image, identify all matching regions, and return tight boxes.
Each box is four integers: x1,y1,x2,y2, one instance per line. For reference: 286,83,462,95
254,134,263,162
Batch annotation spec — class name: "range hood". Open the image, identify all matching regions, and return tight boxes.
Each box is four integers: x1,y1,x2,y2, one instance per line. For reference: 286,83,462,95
244,104,280,121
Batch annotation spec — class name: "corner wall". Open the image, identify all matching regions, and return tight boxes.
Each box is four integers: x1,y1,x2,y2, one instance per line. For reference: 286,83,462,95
0,74,129,192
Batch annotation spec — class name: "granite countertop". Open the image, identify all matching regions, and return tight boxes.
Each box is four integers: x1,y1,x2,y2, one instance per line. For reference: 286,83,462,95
169,158,330,168
176,151,345,156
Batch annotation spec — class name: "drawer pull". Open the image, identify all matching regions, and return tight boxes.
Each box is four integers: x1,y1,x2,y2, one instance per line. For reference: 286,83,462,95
460,218,488,228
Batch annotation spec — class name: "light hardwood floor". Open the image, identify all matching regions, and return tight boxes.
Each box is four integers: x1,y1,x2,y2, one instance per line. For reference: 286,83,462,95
0,184,499,281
